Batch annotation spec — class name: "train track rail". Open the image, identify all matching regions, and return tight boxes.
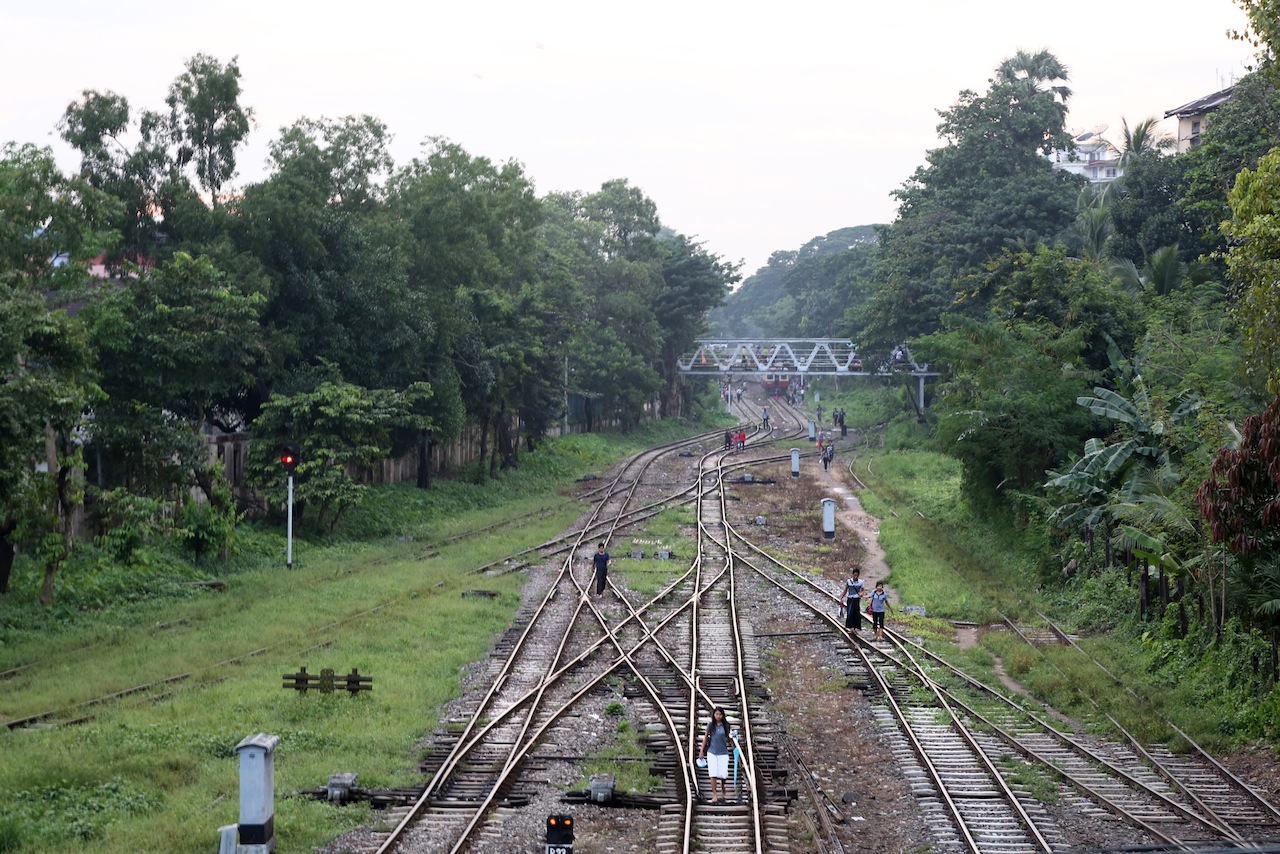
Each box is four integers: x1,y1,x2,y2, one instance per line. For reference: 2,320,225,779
724,502,1280,852
362,395,811,853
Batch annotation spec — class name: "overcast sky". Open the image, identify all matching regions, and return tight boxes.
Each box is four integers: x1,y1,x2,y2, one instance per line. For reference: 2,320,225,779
2,1,1254,276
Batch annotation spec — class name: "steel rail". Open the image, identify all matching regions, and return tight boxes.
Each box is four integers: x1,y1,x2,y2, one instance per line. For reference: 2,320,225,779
375,426,714,853
722,519,1220,849
714,451,766,854
1030,612,1280,831
377,424,781,853
881,631,1057,851
876,629,1234,845
723,537,985,852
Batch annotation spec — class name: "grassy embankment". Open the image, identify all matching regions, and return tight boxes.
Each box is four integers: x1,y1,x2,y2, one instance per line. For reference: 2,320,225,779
0,414,729,854
810,378,1277,753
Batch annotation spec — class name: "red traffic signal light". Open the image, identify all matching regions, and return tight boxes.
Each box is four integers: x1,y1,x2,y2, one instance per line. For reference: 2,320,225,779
546,814,574,844
279,443,300,473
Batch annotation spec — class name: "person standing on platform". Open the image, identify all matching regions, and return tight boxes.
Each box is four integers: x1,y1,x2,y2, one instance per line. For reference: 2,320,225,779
592,543,611,598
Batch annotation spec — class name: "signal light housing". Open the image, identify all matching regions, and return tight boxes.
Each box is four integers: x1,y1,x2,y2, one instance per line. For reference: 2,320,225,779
546,814,574,844
279,442,300,473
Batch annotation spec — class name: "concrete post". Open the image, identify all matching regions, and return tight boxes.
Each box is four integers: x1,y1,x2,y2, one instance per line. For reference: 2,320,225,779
808,421,816,440
821,498,836,540
235,733,280,853
790,448,800,479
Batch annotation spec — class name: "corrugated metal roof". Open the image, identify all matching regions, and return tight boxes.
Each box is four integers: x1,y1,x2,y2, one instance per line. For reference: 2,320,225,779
1164,86,1235,119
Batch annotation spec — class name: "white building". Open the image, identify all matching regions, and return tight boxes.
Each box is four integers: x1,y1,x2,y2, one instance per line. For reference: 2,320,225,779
1046,129,1121,184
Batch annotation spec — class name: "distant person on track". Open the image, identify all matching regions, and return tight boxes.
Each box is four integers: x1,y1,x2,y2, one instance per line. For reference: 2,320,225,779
592,543,611,598
761,407,769,430
822,444,834,471
870,580,891,640
843,567,866,633
699,706,732,803
724,429,733,451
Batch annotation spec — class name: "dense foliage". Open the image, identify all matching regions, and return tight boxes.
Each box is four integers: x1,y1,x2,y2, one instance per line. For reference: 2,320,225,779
1,57,737,604
719,40,1280,726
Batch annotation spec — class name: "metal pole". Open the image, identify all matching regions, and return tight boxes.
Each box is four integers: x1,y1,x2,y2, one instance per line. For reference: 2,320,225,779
286,474,294,570
563,356,569,436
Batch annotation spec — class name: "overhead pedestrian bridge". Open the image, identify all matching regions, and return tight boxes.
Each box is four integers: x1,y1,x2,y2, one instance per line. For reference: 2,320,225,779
677,338,940,408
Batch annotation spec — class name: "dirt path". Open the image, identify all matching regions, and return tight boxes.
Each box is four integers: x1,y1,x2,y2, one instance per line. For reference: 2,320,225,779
819,457,900,603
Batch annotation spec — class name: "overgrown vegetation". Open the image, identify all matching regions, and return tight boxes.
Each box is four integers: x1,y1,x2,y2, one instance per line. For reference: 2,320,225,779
0,419,727,853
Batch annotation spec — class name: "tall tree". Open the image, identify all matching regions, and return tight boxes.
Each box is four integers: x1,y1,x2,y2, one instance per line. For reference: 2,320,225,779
0,144,116,601
653,234,736,416
391,139,545,471
1221,148,1280,392
863,49,1083,358
165,54,253,205
81,252,265,509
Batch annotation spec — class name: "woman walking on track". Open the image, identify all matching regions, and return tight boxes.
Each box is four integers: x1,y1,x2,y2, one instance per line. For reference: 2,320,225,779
699,707,732,803
870,580,891,640
842,567,865,633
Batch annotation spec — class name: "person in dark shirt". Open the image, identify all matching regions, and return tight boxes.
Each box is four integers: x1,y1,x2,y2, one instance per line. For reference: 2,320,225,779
592,543,611,597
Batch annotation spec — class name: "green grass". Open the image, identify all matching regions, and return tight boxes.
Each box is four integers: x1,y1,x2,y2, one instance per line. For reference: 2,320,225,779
0,421,717,854
613,507,693,596
851,443,1280,753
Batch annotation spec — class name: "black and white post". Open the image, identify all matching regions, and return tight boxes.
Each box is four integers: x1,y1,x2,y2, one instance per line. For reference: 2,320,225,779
286,473,294,570
279,443,300,570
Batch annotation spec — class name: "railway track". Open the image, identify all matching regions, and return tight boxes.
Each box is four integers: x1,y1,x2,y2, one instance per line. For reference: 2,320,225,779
332,387,1280,853
361,393,810,853
727,505,1280,852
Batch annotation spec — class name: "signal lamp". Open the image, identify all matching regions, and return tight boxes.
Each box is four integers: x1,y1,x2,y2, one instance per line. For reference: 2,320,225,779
546,814,574,844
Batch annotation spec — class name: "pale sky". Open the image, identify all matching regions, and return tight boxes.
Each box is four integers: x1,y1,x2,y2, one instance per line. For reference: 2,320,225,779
2,1,1254,276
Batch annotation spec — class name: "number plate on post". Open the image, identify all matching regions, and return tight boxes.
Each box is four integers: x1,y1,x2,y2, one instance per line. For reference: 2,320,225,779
545,846,572,854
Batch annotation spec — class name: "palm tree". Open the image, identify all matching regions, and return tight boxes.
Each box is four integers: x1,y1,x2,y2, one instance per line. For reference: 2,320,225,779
1108,117,1176,170
1064,184,1115,262
996,49,1072,103
1111,245,1218,300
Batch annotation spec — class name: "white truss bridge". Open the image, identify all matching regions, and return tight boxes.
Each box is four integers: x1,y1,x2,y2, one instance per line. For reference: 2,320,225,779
677,338,940,407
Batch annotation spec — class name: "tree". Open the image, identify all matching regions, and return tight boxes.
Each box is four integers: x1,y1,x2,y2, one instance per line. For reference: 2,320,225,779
653,234,736,416
1106,153,1193,265
1197,394,1280,657
235,116,427,397
165,54,253,204
1197,395,1280,561
0,144,116,602
864,50,1084,356
59,55,253,260
710,226,879,337
916,314,1099,507
246,382,406,531
81,252,265,511
1221,147,1280,392
391,139,547,471
1107,117,1176,171
1231,0,1280,64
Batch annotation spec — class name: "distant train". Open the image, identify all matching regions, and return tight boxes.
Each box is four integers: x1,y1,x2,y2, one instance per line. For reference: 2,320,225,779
762,373,790,396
